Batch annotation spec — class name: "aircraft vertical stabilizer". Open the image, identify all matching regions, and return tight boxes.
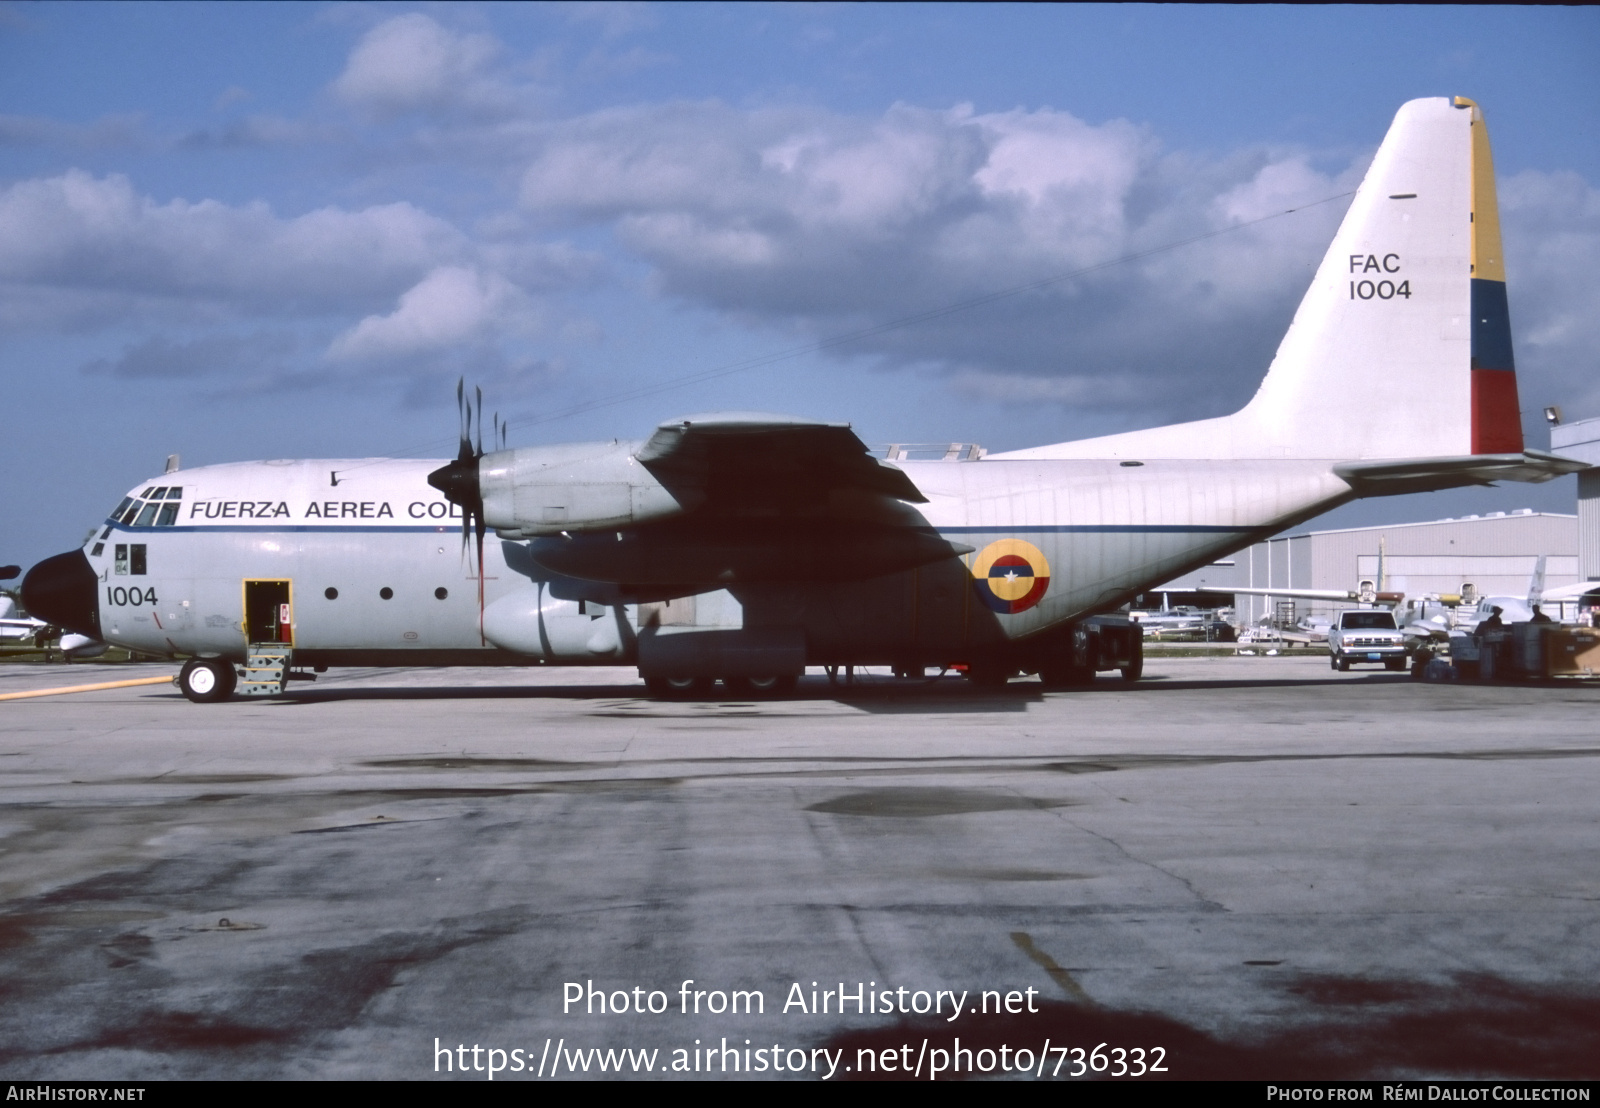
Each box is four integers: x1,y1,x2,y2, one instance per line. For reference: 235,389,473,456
1003,97,1528,463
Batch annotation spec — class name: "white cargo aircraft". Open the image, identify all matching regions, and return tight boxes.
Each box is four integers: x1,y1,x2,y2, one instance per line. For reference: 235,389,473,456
21,97,1585,702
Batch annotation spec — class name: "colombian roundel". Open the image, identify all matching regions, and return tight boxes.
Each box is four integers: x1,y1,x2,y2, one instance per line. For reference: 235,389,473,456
972,539,1051,614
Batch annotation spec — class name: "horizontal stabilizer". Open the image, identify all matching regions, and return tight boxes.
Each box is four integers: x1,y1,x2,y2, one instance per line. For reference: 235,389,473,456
1540,580,1600,602
1334,450,1587,497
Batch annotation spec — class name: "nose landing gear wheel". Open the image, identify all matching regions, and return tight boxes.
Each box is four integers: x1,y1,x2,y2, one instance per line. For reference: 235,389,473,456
178,658,237,703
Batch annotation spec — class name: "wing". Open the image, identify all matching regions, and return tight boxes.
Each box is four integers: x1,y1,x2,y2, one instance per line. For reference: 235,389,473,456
521,414,965,587
636,412,926,510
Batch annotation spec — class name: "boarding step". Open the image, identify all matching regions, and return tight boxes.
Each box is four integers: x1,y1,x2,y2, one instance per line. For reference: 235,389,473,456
238,643,292,697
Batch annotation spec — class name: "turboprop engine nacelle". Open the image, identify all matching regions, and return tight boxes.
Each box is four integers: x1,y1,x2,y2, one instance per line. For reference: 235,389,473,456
480,441,701,538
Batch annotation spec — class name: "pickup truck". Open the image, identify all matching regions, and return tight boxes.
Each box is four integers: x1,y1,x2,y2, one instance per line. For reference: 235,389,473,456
1327,609,1409,671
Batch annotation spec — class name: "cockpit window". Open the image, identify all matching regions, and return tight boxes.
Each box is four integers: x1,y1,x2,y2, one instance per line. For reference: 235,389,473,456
133,502,159,528
141,488,156,498
156,504,179,526
120,501,143,524
151,487,169,500
165,487,182,500
111,497,134,521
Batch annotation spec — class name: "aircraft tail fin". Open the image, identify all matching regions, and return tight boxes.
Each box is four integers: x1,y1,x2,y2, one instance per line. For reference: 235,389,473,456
1006,97,1527,462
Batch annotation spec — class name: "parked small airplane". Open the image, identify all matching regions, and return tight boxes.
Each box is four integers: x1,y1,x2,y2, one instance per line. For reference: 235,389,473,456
0,566,49,646
1452,557,1599,632
1251,553,1593,645
20,97,1586,701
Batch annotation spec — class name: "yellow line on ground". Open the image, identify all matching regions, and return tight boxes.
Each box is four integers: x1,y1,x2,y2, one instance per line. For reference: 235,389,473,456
0,675,173,701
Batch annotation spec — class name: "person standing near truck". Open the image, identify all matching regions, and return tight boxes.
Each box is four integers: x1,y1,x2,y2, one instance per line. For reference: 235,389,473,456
1474,606,1506,680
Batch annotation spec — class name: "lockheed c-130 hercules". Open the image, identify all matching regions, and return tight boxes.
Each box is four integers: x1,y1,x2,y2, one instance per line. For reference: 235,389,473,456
21,97,1586,702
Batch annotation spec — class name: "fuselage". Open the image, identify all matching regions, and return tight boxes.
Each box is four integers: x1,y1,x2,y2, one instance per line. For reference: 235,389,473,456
31,452,1358,670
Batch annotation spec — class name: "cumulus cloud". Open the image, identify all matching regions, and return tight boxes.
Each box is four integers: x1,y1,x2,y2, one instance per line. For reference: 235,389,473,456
328,265,533,362
11,51,1592,425
332,13,516,120
1500,169,1600,418
0,170,469,323
0,169,594,328
514,100,1359,422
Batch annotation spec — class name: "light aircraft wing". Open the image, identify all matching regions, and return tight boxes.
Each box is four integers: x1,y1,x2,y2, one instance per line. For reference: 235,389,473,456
1226,586,1398,603
0,592,47,641
636,413,927,509
0,618,48,640
1227,583,1412,606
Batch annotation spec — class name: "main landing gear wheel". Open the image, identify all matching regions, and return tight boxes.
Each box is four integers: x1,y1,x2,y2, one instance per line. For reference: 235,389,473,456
722,675,798,698
645,675,715,700
178,658,236,703
1121,639,1144,682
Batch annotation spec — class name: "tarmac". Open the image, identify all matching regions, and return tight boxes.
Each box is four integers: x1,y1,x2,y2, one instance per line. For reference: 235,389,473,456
1,656,1597,1081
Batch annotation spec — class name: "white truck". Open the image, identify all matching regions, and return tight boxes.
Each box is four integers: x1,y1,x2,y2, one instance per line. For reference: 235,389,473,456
1327,609,1409,671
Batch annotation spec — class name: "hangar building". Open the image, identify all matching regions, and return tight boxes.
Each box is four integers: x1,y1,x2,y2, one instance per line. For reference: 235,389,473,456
1551,414,1600,581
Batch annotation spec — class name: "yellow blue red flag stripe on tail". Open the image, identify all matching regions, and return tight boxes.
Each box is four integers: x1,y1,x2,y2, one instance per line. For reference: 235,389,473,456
1457,96,1522,455
972,539,1051,614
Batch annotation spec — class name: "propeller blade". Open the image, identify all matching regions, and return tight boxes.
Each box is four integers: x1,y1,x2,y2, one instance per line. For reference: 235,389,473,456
430,377,486,558
455,377,473,462
427,378,495,642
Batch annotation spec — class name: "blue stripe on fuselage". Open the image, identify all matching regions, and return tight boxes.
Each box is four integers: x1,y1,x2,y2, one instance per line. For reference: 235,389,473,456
103,520,458,534
107,521,1252,536
107,520,1251,537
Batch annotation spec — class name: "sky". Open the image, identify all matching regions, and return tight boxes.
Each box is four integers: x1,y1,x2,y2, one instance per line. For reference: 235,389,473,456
3,2,1598,574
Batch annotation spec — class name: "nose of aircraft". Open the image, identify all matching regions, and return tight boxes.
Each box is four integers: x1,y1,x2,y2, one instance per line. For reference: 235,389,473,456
21,550,101,638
